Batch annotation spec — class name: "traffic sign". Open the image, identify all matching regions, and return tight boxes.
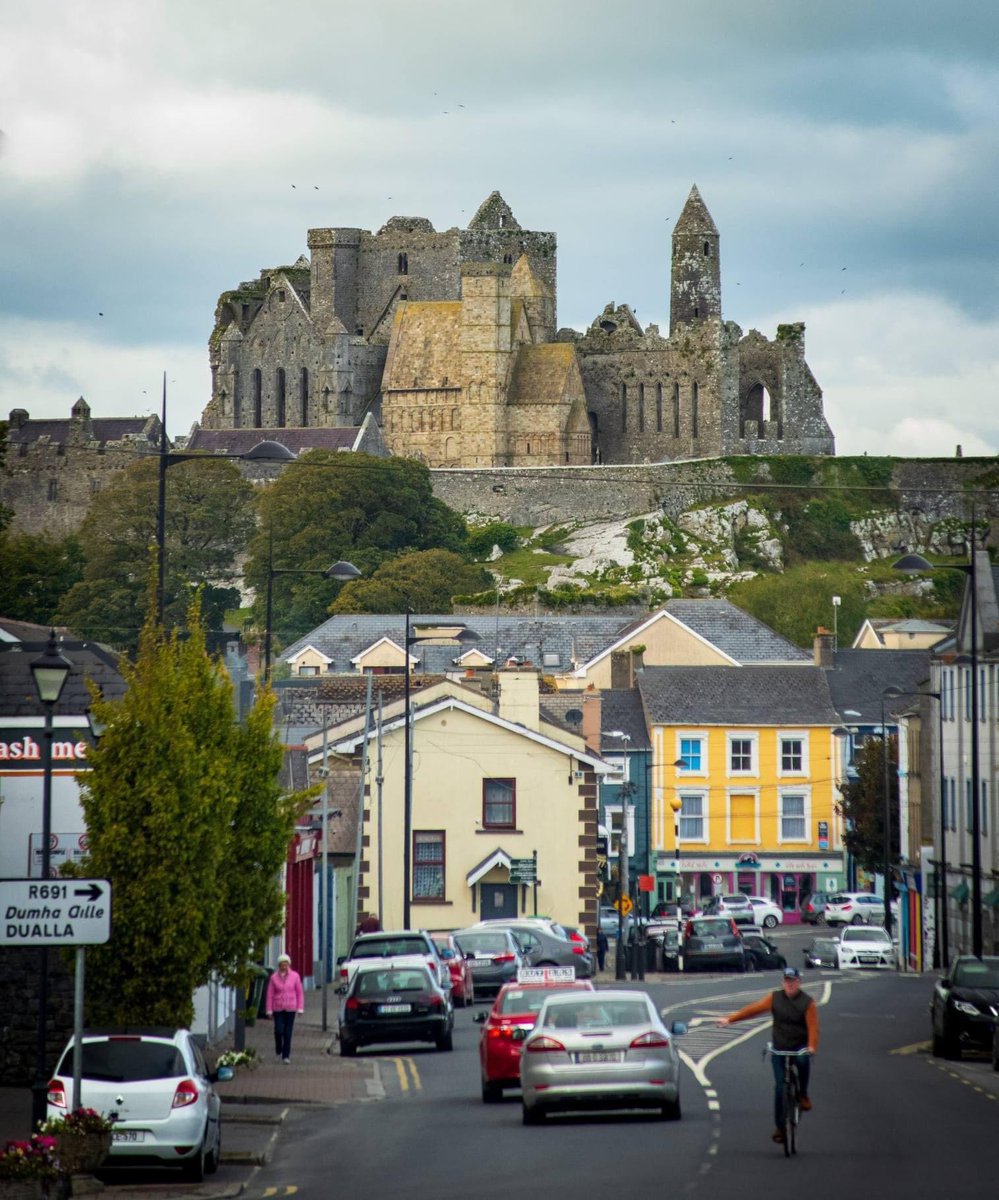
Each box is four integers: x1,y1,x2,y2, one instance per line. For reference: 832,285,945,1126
614,896,633,916
1,878,111,946
509,856,537,883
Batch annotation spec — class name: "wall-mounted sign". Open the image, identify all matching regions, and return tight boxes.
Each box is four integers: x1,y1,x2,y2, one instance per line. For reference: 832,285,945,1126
28,833,89,879
0,728,91,771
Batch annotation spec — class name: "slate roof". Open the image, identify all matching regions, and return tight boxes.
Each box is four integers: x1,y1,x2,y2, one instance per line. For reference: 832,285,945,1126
0,640,127,717
7,417,159,448
638,666,840,726
185,427,364,455
822,649,933,724
657,600,810,664
598,689,652,751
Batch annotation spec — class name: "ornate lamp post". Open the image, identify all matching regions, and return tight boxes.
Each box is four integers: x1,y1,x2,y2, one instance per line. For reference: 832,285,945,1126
29,631,72,1128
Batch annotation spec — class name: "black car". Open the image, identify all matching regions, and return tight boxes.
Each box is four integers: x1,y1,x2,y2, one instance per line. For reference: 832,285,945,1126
803,936,840,969
338,963,454,1056
930,955,999,1060
741,929,786,971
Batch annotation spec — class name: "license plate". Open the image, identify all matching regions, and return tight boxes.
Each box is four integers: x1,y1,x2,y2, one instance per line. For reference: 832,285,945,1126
859,956,878,964
702,941,723,951
575,1051,622,1064
472,959,495,968
378,1003,411,1014
112,1130,145,1143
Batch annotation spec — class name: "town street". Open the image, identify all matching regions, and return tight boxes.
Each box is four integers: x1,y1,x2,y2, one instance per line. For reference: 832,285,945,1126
245,937,999,1199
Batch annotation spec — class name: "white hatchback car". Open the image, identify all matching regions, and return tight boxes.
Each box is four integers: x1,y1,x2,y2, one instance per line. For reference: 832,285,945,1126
837,926,895,970
745,896,783,928
824,892,885,927
46,1028,233,1180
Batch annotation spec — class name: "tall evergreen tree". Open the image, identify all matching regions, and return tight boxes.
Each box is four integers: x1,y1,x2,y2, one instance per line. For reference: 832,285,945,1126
837,735,898,877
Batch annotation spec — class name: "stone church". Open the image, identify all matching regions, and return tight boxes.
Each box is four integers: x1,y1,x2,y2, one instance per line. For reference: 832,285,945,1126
200,186,835,466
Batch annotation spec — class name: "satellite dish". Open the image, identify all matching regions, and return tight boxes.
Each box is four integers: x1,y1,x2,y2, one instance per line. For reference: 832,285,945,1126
564,709,583,726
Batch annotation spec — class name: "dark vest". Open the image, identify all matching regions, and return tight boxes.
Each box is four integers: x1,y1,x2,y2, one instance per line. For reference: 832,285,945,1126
771,989,812,1051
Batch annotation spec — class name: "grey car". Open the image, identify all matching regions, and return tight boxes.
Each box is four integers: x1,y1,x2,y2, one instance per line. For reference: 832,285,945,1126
454,927,525,998
469,920,593,978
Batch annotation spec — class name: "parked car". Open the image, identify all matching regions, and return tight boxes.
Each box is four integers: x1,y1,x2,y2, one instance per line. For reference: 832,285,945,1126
599,905,638,937
698,894,755,926
837,926,895,970
562,925,591,955
682,915,746,972
802,936,840,969
469,920,593,978
338,963,454,1056
520,990,687,1123
800,894,828,924
931,955,999,1060
745,896,783,929
741,928,786,971
46,1028,233,1180
431,933,475,1007
337,930,449,992
824,892,885,927
454,927,525,999
474,968,594,1101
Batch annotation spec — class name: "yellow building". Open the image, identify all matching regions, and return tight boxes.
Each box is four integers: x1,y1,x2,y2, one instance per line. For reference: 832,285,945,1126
309,671,607,934
637,665,847,918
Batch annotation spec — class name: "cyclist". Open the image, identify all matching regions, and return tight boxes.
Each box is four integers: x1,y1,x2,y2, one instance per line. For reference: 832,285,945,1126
717,965,819,1144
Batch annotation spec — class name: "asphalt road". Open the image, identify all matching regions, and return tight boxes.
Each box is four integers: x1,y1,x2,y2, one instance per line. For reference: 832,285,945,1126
246,928,999,1199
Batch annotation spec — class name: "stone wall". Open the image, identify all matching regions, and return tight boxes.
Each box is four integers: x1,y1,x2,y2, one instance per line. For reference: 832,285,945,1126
0,948,74,1085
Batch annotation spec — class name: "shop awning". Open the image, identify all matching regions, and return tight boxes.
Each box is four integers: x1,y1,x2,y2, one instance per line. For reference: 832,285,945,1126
949,881,970,904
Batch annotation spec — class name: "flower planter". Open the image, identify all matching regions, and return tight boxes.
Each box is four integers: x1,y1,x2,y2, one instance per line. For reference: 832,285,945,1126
0,1181,47,1200
54,1134,111,1177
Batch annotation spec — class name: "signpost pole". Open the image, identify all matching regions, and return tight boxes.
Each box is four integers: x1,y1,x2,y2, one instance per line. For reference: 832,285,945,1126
72,947,85,1110
532,850,538,916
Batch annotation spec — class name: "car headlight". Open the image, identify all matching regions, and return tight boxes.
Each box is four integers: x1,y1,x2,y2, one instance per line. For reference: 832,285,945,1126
953,1000,980,1016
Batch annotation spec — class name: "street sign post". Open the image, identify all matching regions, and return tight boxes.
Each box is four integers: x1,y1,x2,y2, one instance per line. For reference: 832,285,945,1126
508,856,537,883
1,878,111,946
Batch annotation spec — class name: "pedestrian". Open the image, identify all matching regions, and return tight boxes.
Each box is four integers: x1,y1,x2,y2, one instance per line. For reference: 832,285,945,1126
265,953,304,1064
596,928,608,972
716,966,819,1144
356,912,382,935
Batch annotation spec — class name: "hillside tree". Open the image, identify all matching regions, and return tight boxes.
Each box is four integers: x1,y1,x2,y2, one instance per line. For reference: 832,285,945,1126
332,549,491,614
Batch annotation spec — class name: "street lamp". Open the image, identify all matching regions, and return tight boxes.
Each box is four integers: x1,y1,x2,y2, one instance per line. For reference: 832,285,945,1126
402,616,479,929
29,630,73,1128
604,731,632,978
894,536,983,958
669,792,684,972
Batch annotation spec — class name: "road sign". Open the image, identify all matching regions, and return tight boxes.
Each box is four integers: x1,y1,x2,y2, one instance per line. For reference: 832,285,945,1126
509,856,537,883
510,870,536,884
1,878,111,946
614,896,633,916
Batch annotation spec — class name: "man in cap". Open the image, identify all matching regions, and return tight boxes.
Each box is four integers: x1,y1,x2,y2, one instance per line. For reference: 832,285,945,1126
717,966,818,1143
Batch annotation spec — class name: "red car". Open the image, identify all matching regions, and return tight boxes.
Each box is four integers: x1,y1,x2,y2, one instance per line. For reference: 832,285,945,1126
431,933,475,1008
475,969,594,1102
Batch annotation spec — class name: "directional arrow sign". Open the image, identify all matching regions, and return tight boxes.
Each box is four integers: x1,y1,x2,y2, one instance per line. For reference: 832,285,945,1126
1,878,111,946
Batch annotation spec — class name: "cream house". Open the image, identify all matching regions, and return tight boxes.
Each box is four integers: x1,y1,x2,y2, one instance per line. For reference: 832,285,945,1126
306,670,608,934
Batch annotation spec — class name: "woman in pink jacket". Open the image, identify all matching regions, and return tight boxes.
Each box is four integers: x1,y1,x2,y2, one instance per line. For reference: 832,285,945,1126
265,953,304,1063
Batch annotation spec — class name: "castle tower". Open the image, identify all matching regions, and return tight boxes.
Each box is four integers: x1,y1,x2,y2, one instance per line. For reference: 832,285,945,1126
670,184,721,334
308,227,361,336
460,262,513,466
509,254,554,344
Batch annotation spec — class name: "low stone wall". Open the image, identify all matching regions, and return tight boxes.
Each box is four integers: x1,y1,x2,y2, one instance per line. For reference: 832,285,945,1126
0,948,74,1085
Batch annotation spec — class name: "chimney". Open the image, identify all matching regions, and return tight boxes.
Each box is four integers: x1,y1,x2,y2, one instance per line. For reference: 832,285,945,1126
496,669,540,731
813,627,834,668
580,690,602,755
610,650,634,689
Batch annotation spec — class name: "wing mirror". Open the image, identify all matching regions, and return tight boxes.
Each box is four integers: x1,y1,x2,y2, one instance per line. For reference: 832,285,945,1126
473,1011,487,1024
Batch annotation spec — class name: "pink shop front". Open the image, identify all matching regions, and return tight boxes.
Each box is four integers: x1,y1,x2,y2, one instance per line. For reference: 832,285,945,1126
655,852,846,923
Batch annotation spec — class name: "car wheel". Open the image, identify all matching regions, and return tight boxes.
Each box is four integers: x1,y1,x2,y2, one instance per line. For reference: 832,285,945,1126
181,1135,207,1183
763,915,779,929
205,1124,221,1176
522,1103,545,1126
658,1095,681,1121
482,1079,502,1103
851,914,864,925
339,1038,357,1057
436,1029,454,1052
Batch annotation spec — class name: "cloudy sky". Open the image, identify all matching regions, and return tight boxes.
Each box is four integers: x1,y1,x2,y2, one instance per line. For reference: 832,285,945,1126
2,0,997,456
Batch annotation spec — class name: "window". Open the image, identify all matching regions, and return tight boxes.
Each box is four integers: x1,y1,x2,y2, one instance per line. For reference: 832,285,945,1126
678,793,706,843
621,383,627,432
727,792,758,844
692,381,699,437
948,777,956,831
413,831,445,899
47,480,58,501
638,383,645,432
483,779,515,828
779,792,808,842
678,736,704,773
398,252,408,275
728,734,755,774
297,665,320,677
673,382,680,437
779,736,806,774
656,383,663,432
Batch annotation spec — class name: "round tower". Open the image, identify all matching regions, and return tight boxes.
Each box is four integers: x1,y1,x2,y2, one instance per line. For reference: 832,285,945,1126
670,184,721,334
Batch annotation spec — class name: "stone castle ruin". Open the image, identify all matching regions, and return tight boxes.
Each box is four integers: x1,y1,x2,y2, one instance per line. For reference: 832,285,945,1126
201,186,835,466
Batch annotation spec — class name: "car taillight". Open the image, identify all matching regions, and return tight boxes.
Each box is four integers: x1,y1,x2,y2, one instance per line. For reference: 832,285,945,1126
525,1036,565,1053
429,994,444,1009
339,966,348,981
47,1080,67,1109
572,944,586,955
630,1032,670,1048
172,1079,199,1108
487,1026,515,1040
492,953,516,964
344,996,360,1012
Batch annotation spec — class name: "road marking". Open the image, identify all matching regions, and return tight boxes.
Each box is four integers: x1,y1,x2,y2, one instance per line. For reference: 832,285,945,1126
404,1057,422,1090
388,1056,422,1093
261,1188,297,1197
390,1058,409,1092
891,1041,931,1055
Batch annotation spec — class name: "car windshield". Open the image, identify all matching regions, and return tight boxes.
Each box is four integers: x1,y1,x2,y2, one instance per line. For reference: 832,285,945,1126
498,986,579,1015
844,929,890,943
813,939,839,952
456,932,511,954
59,1040,186,1082
356,969,431,994
689,919,731,938
541,999,650,1029
954,961,999,988
352,937,429,958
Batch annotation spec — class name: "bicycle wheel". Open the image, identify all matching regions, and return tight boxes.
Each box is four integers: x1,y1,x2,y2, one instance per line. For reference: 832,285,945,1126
781,1076,793,1157
787,1067,800,1156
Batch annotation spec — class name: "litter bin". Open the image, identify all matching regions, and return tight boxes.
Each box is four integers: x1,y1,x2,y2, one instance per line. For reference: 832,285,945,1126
246,964,273,1022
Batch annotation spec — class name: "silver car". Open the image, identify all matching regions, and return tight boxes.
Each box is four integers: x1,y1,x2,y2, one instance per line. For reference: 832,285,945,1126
519,990,686,1123
469,920,593,978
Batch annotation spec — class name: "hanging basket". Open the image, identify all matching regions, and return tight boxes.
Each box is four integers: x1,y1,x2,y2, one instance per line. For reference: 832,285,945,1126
55,1132,111,1176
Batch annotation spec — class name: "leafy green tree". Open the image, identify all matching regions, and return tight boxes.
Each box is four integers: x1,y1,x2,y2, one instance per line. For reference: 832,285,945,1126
56,457,256,651
76,596,311,1026
837,735,898,877
0,531,84,621
246,452,469,641
333,549,491,614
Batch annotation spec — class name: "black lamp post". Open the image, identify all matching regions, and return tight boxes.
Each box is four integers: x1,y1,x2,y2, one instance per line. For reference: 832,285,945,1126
894,534,983,958
402,617,479,929
29,630,72,1128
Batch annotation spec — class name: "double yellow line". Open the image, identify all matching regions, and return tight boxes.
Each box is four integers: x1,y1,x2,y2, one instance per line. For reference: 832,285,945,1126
389,1056,422,1093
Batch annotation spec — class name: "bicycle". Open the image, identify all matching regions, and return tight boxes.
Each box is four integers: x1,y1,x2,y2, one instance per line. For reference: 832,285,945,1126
766,1045,810,1157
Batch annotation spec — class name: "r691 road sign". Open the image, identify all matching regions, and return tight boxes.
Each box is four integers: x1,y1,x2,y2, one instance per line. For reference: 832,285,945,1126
1,878,111,946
